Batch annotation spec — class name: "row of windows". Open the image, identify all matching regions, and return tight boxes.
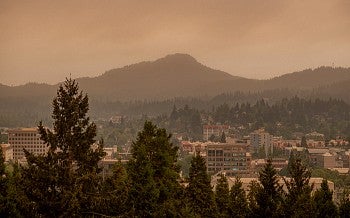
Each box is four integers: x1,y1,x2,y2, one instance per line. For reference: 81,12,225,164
10,141,44,145
9,137,41,140
11,133,38,137
208,152,246,157
13,145,46,149
208,162,247,166
208,168,222,171
207,157,248,161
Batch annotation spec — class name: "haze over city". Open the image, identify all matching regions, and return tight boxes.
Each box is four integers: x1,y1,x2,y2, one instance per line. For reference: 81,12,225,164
1,0,350,85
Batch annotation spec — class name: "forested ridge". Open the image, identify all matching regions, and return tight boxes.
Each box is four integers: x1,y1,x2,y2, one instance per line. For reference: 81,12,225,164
1,54,350,127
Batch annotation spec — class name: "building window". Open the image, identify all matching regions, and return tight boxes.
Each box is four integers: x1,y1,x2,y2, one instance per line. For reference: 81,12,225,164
216,150,223,156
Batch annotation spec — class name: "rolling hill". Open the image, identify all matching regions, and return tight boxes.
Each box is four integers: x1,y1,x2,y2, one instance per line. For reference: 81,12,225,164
0,53,349,101
264,66,350,89
75,53,245,100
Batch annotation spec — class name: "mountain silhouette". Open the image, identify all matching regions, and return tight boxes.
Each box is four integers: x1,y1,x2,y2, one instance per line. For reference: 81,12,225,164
1,54,349,101
75,53,244,100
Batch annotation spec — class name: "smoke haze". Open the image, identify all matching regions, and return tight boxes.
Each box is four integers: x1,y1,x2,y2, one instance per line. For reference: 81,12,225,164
1,0,349,85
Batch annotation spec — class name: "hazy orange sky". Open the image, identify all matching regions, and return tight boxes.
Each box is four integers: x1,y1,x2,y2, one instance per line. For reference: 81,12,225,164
1,0,349,85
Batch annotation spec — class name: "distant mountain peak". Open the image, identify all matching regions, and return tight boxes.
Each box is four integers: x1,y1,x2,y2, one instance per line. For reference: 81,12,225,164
154,53,199,65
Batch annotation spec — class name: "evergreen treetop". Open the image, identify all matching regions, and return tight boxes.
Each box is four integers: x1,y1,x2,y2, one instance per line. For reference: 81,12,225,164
215,173,230,217
187,152,217,216
21,78,105,217
255,159,284,217
127,121,182,217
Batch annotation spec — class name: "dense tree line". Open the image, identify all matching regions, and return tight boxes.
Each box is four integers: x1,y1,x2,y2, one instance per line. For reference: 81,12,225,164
2,86,349,128
169,105,202,140
1,80,350,217
212,97,350,139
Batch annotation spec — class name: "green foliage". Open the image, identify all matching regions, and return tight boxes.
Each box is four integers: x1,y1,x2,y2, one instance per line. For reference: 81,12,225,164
254,159,284,217
4,163,35,217
178,154,193,178
229,177,249,218
0,148,7,216
0,132,8,143
213,97,350,139
186,152,217,216
220,131,226,143
247,180,260,214
96,162,130,216
312,168,350,189
20,79,105,217
169,105,202,140
284,153,315,217
313,179,338,218
339,189,350,218
215,174,230,217
127,121,182,217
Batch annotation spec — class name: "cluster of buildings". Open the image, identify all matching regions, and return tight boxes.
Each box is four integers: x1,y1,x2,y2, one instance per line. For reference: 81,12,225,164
287,147,350,172
1,125,348,201
2,126,350,179
179,125,350,177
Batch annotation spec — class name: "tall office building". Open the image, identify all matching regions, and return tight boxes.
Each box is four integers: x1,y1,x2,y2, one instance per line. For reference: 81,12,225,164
206,142,251,176
250,128,273,157
8,128,47,160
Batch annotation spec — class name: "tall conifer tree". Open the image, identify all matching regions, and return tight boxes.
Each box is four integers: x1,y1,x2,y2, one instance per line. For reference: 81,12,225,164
254,159,284,217
284,154,315,217
127,121,182,217
339,189,350,218
186,152,217,216
0,148,7,216
215,173,230,217
313,179,338,218
21,78,105,217
229,177,249,218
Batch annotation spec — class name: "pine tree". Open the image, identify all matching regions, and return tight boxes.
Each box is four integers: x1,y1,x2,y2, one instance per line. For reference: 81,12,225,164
127,121,182,217
186,152,217,216
284,154,315,217
215,173,230,217
0,148,7,216
247,180,260,215
220,132,226,143
254,159,284,218
5,163,35,217
339,189,350,218
313,179,338,218
21,78,105,217
98,162,130,216
229,177,249,218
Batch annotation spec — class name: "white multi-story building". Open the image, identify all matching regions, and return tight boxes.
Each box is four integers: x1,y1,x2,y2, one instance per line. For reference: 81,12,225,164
250,128,273,157
7,128,47,161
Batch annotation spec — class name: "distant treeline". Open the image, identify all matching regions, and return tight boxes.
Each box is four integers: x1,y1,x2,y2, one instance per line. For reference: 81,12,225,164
0,89,349,131
210,97,350,139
